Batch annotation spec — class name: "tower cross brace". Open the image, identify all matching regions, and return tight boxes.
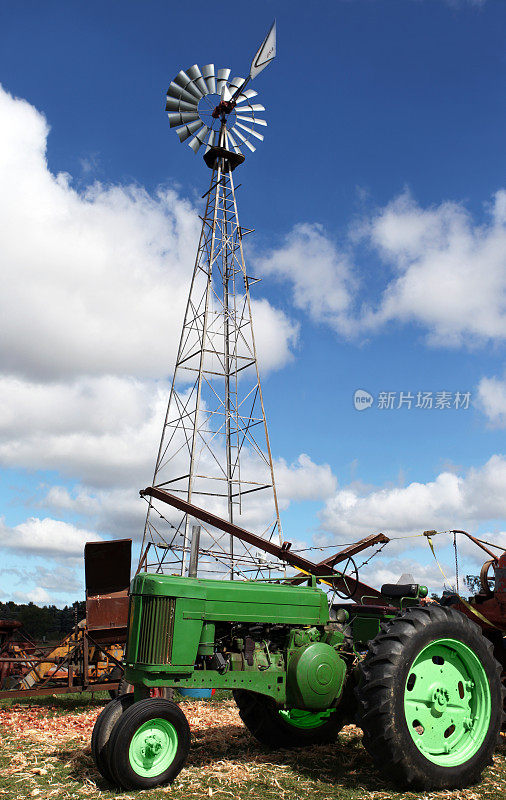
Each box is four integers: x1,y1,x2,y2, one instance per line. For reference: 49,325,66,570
140,142,283,579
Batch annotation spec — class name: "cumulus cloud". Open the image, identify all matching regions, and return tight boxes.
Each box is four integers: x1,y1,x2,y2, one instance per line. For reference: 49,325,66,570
257,190,506,347
319,454,506,545
256,223,357,335
361,190,506,345
0,564,83,606
13,586,52,605
275,453,337,504
476,374,506,428
0,516,102,558
360,559,449,595
43,485,148,540
41,454,338,543
0,375,163,487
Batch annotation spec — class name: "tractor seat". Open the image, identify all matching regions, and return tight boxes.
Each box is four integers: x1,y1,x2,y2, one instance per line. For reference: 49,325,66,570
381,583,420,599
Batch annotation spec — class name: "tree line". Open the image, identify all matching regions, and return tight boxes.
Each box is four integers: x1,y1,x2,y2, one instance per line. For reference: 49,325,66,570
0,600,86,642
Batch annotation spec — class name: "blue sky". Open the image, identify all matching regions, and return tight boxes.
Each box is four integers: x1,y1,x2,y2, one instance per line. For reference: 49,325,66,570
0,0,506,605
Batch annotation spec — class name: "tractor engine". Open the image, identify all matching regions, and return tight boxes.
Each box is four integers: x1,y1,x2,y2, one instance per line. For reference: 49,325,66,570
124,572,348,711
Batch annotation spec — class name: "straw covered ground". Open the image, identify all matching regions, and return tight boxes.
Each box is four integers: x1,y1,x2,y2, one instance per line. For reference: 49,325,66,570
0,693,505,800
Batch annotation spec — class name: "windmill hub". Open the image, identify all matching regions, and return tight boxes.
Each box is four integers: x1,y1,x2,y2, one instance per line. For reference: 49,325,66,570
211,99,237,119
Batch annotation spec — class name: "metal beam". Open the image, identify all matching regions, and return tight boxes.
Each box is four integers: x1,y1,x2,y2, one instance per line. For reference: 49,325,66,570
140,487,388,602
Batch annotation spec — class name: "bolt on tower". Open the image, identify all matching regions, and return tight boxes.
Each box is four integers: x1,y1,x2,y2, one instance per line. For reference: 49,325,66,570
139,24,283,579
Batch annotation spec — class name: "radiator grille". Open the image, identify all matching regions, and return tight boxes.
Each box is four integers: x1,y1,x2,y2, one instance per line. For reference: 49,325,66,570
132,595,175,665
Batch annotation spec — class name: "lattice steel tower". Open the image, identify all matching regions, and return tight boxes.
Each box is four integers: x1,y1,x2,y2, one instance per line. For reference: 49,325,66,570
139,23,282,579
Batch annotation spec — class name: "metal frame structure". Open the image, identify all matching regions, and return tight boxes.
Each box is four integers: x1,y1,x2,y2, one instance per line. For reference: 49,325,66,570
140,486,390,603
0,623,124,699
140,136,282,580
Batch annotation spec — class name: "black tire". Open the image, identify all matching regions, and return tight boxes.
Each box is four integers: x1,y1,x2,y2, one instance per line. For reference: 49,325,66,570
108,698,190,789
91,693,135,784
107,667,124,700
233,689,347,748
356,604,503,790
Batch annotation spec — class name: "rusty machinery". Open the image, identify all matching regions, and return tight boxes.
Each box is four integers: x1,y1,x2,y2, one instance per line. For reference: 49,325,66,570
0,539,131,699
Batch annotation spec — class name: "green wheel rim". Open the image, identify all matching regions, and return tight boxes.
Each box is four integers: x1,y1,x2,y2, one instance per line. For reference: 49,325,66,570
404,637,491,767
279,708,335,730
128,717,178,777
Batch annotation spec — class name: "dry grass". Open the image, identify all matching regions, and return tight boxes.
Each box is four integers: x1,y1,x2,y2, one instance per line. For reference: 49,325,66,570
0,695,504,800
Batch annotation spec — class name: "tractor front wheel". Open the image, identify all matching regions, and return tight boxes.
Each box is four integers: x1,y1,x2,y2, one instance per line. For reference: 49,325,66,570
233,689,347,748
356,605,503,789
107,698,190,789
91,693,135,783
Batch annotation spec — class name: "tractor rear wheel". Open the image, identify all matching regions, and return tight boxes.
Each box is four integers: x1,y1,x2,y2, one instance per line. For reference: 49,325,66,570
233,689,347,748
356,605,503,790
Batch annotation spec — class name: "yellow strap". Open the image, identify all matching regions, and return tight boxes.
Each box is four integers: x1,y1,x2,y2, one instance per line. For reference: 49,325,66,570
425,533,502,631
295,566,334,588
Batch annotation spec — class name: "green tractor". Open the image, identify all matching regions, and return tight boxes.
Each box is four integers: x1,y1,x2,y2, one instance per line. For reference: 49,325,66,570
91,489,504,792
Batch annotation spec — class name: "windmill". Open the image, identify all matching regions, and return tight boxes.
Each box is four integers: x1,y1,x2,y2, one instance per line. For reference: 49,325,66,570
139,22,283,580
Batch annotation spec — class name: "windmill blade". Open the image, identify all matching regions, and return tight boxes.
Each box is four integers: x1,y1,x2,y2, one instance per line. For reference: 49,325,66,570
249,19,276,79
236,121,264,141
186,64,209,97
228,76,246,94
236,114,267,127
167,81,201,105
220,83,232,102
226,130,243,156
238,103,265,113
201,64,216,94
231,125,256,153
235,89,258,104
216,68,231,94
205,129,215,154
188,124,210,153
165,96,198,113
173,70,195,92
176,118,203,143
168,111,200,128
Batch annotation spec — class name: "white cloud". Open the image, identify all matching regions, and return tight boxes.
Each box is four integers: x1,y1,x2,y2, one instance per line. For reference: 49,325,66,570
362,190,506,345
319,454,506,545
250,299,299,372
0,516,102,558
0,564,83,607
0,375,163,487
13,586,52,605
0,375,152,437
10,565,81,595
44,485,147,540
275,453,337,504
0,84,296,381
258,191,506,348
476,374,506,428
255,223,357,335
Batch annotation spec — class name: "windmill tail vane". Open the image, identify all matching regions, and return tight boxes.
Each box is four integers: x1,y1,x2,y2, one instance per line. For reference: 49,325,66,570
140,21,281,580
